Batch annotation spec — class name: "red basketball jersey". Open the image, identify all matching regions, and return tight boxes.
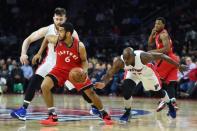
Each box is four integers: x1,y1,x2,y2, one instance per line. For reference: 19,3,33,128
155,29,174,55
155,29,179,82
54,38,81,73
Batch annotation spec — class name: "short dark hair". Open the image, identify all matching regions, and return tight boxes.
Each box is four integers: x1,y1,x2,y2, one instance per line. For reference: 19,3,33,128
156,17,166,25
54,7,66,16
61,22,74,34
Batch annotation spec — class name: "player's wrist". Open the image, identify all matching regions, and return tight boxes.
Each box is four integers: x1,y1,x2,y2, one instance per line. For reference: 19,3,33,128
21,54,28,57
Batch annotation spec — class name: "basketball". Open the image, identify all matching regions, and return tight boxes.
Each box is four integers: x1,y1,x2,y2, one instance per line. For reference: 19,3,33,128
69,67,87,83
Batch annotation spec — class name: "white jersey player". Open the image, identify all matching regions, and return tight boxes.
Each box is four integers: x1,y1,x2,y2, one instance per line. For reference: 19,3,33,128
95,47,187,123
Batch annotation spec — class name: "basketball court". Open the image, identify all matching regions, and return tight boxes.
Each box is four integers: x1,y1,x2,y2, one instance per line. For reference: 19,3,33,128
0,94,197,131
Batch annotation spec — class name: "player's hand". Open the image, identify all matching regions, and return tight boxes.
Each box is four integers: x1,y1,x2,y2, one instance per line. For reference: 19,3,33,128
20,54,29,65
94,82,106,89
151,28,157,38
179,64,189,74
32,54,42,65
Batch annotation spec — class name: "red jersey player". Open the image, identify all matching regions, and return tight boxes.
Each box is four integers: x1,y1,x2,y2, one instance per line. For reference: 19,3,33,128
32,22,112,125
148,17,179,109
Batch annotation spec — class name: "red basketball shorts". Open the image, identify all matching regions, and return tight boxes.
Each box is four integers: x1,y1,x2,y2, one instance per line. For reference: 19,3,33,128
156,53,179,84
49,68,92,91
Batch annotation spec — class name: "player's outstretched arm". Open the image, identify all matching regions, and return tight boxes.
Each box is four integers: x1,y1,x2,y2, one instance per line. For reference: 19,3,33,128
95,57,124,89
20,26,49,65
141,52,188,73
149,32,170,53
79,42,88,73
32,35,58,65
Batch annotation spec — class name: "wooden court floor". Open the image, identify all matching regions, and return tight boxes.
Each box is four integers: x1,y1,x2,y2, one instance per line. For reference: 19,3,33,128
0,94,197,131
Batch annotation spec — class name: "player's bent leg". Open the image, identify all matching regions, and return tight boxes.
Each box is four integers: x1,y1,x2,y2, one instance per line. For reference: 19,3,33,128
40,75,58,125
166,80,179,111
119,79,135,124
82,92,100,116
167,98,177,119
156,89,170,112
82,87,113,125
10,74,44,121
155,89,177,118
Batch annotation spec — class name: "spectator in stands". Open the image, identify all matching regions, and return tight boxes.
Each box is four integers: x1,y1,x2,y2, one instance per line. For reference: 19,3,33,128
0,74,7,94
10,63,24,93
178,57,196,97
21,60,33,91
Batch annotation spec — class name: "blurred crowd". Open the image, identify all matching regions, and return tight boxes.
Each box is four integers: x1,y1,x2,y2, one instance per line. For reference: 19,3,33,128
0,0,197,98
1,56,197,99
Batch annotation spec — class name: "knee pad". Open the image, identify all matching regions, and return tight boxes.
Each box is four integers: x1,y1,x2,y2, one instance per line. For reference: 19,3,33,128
29,74,44,90
122,79,136,100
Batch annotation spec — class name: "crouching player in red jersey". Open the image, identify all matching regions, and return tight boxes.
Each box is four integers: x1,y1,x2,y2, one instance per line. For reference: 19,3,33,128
32,22,112,125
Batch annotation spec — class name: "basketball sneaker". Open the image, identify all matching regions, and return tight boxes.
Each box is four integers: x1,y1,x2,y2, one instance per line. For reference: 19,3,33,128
10,107,26,121
90,107,101,116
167,100,176,118
101,112,113,125
119,108,131,124
156,100,166,112
171,98,179,111
40,113,58,126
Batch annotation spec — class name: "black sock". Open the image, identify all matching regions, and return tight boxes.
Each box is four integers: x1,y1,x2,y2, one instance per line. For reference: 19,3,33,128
91,104,98,109
124,107,131,115
22,100,30,109
99,109,107,116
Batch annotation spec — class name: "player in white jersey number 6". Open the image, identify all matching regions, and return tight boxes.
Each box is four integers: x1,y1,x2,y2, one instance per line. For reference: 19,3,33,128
95,47,187,123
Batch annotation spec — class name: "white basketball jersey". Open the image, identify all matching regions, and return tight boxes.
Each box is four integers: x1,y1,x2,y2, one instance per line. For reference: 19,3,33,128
44,24,57,63
121,50,149,76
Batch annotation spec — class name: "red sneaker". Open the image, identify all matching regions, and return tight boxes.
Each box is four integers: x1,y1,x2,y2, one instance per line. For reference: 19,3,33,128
102,114,113,125
40,115,58,126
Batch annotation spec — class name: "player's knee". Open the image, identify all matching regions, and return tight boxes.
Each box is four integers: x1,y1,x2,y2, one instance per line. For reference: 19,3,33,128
28,74,44,90
122,79,136,100
41,78,51,92
156,89,166,98
84,88,95,99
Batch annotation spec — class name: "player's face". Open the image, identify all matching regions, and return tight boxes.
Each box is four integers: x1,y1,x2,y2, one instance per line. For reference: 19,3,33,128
53,14,66,27
58,27,66,40
58,27,71,40
123,55,134,66
154,20,164,32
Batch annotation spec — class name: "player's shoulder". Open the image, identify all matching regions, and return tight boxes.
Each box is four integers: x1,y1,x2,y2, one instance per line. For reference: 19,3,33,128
46,35,58,43
160,29,168,37
117,56,125,64
47,24,55,29
134,50,144,54
78,41,85,48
